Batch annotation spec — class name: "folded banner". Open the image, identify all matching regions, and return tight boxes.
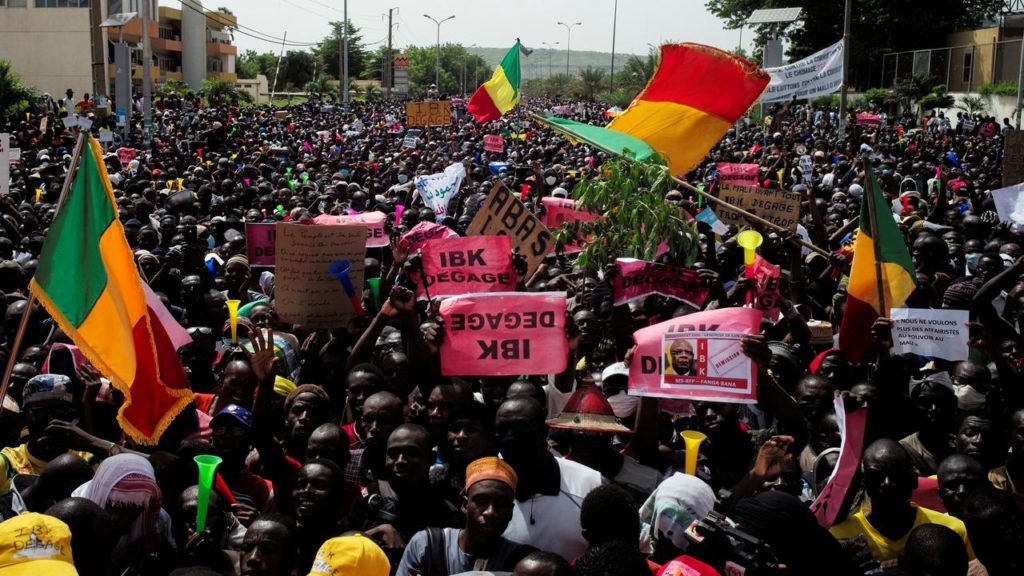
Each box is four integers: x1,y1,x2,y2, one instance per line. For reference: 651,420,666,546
399,220,458,253
416,162,466,221
716,162,760,186
811,396,867,528
855,113,881,126
629,307,761,403
541,196,598,254
612,258,709,308
313,211,389,248
415,235,515,299
439,292,567,376
761,40,844,103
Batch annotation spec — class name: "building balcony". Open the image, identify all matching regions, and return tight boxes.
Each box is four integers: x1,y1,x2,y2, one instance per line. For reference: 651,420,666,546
152,37,183,53
208,71,237,82
207,41,236,56
206,10,236,30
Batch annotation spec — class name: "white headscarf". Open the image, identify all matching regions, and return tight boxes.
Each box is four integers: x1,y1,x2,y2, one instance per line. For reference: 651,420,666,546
638,472,716,554
72,453,162,546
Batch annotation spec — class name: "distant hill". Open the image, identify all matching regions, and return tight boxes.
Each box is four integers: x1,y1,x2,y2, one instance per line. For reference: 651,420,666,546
467,46,643,79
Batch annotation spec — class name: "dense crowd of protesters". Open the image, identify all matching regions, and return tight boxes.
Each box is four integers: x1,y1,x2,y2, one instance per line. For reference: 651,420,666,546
0,85,1021,576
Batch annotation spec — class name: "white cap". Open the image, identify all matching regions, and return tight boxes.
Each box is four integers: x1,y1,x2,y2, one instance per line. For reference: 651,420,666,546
848,183,864,198
551,187,568,198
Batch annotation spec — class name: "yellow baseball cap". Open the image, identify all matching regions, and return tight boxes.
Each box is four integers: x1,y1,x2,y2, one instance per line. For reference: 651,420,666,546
0,513,77,576
308,534,389,576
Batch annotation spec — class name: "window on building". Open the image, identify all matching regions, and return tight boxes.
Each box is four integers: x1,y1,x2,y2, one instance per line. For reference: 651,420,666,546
1,0,30,8
963,49,974,84
34,0,89,7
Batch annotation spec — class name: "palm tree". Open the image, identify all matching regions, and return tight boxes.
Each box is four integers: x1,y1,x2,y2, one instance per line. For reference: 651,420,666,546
157,79,194,98
621,49,657,92
200,78,248,106
0,59,35,124
579,67,607,101
363,84,381,101
304,76,336,101
956,94,987,116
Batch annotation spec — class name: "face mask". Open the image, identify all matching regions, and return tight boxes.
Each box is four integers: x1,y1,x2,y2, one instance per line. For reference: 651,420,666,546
955,384,986,411
398,174,409,184
607,392,639,418
545,175,557,186
340,169,350,178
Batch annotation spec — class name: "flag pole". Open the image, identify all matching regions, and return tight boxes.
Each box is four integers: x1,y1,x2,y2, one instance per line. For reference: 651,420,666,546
862,159,887,315
0,130,88,411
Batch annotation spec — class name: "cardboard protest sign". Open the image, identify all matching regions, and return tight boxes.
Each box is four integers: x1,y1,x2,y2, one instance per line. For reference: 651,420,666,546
890,307,969,361
0,134,9,197
540,196,598,254
416,236,515,299
245,223,276,266
612,259,709,308
629,307,762,403
811,396,867,528
400,220,458,253
753,256,782,322
313,211,389,248
717,183,801,232
991,182,1024,225
467,182,554,278
661,332,755,400
116,147,137,167
695,207,729,235
439,292,567,376
716,163,760,186
274,223,367,328
416,162,466,221
406,100,452,127
1004,130,1024,186
483,134,505,153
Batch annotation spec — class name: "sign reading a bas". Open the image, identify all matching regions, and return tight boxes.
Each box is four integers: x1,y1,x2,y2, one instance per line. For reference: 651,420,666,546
406,100,452,127
717,183,801,232
1004,130,1024,187
415,235,515,299
274,223,367,328
439,292,567,376
467,182,553,277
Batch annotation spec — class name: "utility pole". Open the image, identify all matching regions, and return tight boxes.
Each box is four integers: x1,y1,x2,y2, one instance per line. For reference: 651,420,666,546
424,14,456,92
557,21,582,76
837,0,852,140
542,41,559,78
385,8,394,99
610,0,618,91
141,0,152,146
271,31,286,102
343,0,350,107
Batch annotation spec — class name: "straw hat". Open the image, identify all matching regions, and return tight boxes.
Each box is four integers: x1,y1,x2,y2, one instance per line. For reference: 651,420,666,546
546,384,632,433
807,320,834,346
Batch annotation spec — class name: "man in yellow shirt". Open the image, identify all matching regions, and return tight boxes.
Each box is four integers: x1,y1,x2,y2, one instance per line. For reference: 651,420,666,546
0,375,100,494
830,439,973,567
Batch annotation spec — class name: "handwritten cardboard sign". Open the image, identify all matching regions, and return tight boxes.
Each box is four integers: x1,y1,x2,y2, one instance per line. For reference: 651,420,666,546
439,292,567,376
717,183,801,232
540,196,598,255
483,134,505,153
717,163,760,186
400,220,458,253
1004,130,1024,187
406,100,452,127
416,235,515,299
891,307,969,361
753,256,782,322
245,223,276,266
630,307,761,403
274,223,367,328
661,331,755,401
467,182,553,278
313,211,389,248
612,258,709,308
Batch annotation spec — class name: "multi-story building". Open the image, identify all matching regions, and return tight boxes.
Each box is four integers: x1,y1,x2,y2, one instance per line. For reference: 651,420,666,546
0,0,237,100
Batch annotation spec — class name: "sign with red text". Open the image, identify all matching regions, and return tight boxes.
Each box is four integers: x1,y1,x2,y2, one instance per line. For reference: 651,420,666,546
406,100,452,127
415,236,515,299
753,256,782,322
612,259,709,308
661,332,755,400
541,196,599,254
313,211,389,247
245,223,277,266
467,182,553,278
116,146,137,166
483,134,505,153
400,220,458,253
716,162,760,186
629,307,761,403
439,292,567,376
855,113,881,126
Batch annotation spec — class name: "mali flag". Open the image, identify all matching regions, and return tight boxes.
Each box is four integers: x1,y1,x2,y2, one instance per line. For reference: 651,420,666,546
468,41,526,123
608,44,769,176
31,136,192,444
838,164,916,361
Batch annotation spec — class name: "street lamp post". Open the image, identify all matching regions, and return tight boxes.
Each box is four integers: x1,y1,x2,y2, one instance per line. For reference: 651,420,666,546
424,14,455,93
541,41,559,77
610,0,618,91
557,21,582,76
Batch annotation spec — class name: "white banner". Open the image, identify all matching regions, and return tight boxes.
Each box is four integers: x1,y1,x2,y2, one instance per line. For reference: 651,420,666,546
761,40,844,103
0,133,9,197
891,308,969,361
992,182,1024,225
416,162,466,221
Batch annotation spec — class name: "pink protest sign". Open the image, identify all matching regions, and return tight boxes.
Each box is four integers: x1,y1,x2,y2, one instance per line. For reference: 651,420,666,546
855,113,881,126
439,292,567,376
399,220,458,253
612,258,709,308
116,147,137,166
541,196,599,254
483,134,505,153
753,256,782,322
416,236,515,299
245,223,277,266
313,211,389,247
716,162,759,185
629,307,761,403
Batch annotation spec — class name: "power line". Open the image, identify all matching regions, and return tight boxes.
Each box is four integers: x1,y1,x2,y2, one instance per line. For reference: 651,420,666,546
177,1,320,47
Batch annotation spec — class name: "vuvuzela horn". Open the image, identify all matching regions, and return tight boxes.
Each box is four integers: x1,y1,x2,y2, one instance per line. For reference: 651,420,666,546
680,430,707,476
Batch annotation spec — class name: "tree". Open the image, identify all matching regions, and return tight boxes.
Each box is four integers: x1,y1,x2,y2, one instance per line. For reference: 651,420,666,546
956,94,988,116
200,78,250,106
157,79,194,98
405,44,489,95
579,67,607,101
620,49,657,92
918,85,954,114
304,76,337,101
316,20,367,81
237,50,277,81
706,0,1003,89
279,50,316,89
0,60,35,125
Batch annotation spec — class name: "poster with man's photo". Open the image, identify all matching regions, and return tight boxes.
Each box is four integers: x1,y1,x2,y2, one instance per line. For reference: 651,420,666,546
661,332,755,401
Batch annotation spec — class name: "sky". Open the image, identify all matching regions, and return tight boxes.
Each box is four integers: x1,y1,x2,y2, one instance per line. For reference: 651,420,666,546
162,0,747,57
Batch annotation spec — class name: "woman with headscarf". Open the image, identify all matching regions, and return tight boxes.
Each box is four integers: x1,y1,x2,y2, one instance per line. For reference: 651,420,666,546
639,472,717,565
72,453,172,574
